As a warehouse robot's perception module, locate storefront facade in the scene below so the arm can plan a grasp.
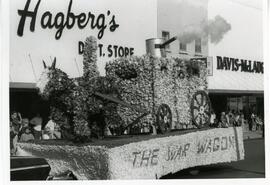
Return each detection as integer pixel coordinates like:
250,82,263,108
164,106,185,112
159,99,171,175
9,0,158,121
207,0,263,119
10,0,264,122
156,0,263,120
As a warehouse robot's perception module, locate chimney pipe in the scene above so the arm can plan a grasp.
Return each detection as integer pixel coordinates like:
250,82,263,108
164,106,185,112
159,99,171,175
160,36,177,48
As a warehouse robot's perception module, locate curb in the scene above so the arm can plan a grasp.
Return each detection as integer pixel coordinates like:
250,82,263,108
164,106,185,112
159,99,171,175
243,131,263,140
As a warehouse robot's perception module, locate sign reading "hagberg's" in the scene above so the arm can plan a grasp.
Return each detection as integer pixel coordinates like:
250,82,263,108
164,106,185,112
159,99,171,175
17,0,119,40
216,56,263,74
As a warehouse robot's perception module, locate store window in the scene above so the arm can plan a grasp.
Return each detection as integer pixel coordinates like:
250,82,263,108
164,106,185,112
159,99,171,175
179,42,187,51
227,95,264,119
195,38,202,53
162,31,170,49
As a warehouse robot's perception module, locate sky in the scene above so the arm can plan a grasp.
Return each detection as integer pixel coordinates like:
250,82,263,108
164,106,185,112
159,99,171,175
211,0,263,10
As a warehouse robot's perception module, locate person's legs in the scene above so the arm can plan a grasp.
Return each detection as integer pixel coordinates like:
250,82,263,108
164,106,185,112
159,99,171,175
249,120,252,131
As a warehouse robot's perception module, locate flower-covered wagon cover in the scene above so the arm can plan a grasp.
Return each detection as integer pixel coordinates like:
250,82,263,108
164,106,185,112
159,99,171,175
106,55,208,130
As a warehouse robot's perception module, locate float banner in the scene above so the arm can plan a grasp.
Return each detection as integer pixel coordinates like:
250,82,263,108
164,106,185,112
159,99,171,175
17,127,244,180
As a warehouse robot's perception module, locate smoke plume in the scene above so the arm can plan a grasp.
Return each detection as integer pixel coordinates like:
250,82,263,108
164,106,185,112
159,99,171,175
177,15,231,44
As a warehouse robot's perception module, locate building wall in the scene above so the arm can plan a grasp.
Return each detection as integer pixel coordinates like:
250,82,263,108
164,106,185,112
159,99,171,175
157,0,208,58
10,0,158,83
207,0,263,92
10,0,264,93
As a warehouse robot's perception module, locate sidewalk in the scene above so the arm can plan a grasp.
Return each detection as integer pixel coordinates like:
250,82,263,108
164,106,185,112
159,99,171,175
243,130,263,140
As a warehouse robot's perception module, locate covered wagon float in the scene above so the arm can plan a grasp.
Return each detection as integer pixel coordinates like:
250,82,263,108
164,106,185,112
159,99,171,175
17,36,245,180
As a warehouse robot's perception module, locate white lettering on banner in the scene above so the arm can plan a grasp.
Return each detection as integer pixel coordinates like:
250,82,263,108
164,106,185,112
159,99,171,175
131,135,236,168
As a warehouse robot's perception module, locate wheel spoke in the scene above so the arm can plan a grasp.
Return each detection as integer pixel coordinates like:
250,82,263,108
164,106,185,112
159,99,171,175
195,95,200,106
166,119,171,127
203,113,209,121
165,110,170,117
191,91,211,128
194,114,199,122
164,107,168,116
200,94,204,105
160,108,164,115
193,106,199,110
203,112,209,118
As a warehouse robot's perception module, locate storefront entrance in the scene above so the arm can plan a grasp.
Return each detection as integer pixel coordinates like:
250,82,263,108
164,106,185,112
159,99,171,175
10,84,50,128
209,93,264,121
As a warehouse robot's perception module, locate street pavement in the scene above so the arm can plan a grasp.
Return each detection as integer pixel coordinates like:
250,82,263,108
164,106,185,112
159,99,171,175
161,132,265,179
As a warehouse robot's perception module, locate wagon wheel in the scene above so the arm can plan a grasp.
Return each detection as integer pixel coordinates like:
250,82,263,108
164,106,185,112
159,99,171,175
156,104,172,134
191,91,211,128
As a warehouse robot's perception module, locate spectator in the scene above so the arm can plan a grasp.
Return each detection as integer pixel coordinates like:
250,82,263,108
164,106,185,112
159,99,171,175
10,111,22,134
250,112,256,131
239,110,245,126
42,126,51,140
210,110,216,127
10,111,22,156
18,118,30,140
20,127,35,142
44,117,61,139
234,111,240,126
30,113,43,140
10,122,18,156
220,112,228,128
255,116,263,131
225,110,234,127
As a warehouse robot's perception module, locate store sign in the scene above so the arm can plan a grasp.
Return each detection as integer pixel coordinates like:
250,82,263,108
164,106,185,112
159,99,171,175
17,0,120,40
78,41,134,58
16,0,135,58
191,57,213,76
10,0,157,81
216,56,263,74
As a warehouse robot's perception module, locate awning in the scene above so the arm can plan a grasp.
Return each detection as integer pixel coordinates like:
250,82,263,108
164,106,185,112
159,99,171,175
10,82,37,89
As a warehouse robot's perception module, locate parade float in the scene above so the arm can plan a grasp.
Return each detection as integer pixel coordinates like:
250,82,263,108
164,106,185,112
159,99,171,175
17,36,245,180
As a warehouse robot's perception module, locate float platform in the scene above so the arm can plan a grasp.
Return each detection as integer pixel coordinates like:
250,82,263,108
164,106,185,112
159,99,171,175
17,127,245,180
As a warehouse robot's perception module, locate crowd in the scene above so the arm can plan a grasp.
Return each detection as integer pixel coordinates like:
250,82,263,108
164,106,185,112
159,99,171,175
10,108,264,155
209,109,264,132
10,111,61,156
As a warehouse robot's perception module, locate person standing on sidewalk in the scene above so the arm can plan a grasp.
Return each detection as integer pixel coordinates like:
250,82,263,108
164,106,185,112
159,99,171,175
250,112,256,131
